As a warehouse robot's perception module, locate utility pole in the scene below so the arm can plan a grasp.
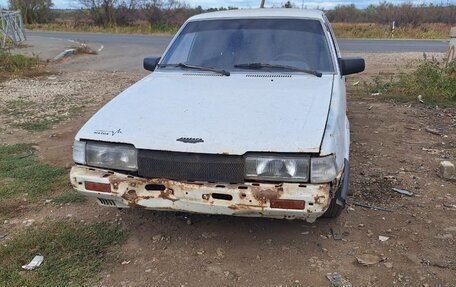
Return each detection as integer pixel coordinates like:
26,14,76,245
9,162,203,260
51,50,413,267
260,0,265,8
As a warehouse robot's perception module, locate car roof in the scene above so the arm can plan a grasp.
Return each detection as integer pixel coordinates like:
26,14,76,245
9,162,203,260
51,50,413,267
188,8,325,21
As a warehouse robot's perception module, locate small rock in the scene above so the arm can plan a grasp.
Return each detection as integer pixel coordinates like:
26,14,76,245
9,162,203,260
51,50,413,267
404,253,421,264
356,254,382,266
379,235,390,242
439,161,455,180
152,234,162,243
145,269,152,273
23,219,35,227
425,127,442,136
417,94,424,103
434,233,453,240
444,226,456,232
201,232,214,239
384,262,393,269
216,248,225,259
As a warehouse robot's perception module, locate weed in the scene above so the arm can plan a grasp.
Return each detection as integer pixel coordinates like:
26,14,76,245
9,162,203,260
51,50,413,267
19,120,55,132
368,58,456,106
0,50,45,81
0,221,127,286
53,192,87,204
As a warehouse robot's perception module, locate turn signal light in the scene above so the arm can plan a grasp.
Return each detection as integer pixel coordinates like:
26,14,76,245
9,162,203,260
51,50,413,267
270,199,305,210
84,181,111,193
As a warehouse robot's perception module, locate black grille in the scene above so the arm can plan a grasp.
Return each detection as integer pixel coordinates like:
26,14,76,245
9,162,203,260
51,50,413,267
138,150,245,183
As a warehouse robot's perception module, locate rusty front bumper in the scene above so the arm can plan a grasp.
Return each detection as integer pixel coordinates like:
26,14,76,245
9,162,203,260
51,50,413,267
70,165,333,222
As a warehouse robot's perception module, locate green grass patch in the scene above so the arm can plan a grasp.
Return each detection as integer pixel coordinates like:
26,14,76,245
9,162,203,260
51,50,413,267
0,50,45,81
367,58,456,106
52,192,87,204
0,144,70,218
0,221,127,287
0,144,66,200
18,120,55,132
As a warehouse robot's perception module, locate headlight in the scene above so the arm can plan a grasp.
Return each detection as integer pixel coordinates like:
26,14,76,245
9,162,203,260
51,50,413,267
73,140,137,171
245,155,310,182
310,155,337,183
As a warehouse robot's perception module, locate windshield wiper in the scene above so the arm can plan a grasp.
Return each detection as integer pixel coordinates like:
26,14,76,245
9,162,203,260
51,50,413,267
234,63,322,77
159,63,230,76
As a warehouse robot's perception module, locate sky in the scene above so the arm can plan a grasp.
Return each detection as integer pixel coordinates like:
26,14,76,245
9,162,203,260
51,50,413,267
0,0,452,10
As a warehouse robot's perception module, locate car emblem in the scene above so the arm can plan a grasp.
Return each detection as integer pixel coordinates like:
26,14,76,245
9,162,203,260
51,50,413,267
176,137,204,144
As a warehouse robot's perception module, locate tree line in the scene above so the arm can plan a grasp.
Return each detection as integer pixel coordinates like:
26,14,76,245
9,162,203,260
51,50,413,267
6,0,456,26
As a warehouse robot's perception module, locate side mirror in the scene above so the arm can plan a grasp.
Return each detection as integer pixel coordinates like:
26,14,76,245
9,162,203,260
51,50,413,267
144,57,161,72
339,57,365,76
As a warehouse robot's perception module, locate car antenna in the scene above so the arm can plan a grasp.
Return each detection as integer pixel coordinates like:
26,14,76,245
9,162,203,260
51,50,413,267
260,0,265,8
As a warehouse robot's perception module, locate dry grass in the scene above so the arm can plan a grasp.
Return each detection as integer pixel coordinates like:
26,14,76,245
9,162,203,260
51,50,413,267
27,22,178,35
332,23,451,39
27,22,452,39
73,42,98,55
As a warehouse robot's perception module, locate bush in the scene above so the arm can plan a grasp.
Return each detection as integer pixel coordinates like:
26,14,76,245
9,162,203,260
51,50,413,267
369,57,456,106
0,50,44,80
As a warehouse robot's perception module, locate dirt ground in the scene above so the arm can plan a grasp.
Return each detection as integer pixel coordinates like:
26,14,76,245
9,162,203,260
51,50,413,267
0,52,455,286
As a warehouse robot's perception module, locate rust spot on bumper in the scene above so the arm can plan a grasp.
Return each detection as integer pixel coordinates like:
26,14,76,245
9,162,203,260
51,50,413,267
158,189,177,202
122,189,138,201
313,194,326,204
251,188,282,204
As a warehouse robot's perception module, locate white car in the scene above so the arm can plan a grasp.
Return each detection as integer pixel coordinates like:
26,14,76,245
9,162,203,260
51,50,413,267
70,9,364,222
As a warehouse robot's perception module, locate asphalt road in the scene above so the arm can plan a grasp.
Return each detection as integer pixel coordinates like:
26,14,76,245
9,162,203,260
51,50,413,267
28,31,449,53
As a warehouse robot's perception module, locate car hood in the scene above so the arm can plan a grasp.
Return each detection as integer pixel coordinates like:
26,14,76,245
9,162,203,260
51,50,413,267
76,72,334,155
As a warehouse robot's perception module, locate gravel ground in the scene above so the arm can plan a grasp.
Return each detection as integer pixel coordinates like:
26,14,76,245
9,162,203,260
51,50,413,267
0,71,141,144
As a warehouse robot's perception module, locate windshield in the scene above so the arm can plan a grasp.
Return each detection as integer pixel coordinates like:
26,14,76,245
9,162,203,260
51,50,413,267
160,18,335,73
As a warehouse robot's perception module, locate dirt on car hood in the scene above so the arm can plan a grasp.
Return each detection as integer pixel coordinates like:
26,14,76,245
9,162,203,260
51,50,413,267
75,72,334,154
